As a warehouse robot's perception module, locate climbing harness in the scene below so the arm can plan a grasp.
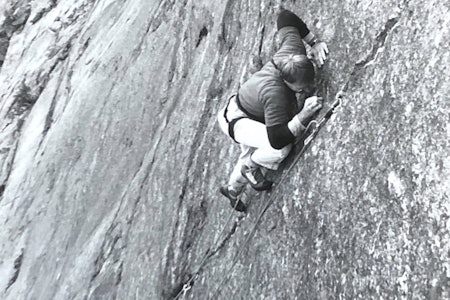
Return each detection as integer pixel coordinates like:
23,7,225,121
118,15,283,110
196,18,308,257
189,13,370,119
223,94,246,143
207,92,343,299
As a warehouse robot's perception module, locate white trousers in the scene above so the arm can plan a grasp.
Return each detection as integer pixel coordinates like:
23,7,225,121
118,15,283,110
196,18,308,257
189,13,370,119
217,95,292,191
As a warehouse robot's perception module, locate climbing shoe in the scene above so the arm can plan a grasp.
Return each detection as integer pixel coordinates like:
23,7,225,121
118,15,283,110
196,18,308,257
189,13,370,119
241,165,273,191
219,186,246,212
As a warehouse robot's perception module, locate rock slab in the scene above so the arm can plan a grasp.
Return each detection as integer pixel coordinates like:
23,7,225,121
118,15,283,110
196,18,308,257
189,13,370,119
0,0,449,299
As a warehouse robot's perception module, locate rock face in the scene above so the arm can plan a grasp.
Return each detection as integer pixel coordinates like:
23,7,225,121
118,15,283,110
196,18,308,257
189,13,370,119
0,0,449,299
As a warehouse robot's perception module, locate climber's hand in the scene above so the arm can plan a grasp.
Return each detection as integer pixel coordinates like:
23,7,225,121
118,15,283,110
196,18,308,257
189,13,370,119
297,96,323,122
311,41,329,67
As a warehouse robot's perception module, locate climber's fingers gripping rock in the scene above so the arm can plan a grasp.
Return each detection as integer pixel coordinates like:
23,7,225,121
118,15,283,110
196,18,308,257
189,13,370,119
311,41,329,67
303,96,323,116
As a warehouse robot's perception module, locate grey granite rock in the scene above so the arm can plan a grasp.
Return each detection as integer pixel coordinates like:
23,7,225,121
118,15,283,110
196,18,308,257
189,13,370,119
0,0,448,299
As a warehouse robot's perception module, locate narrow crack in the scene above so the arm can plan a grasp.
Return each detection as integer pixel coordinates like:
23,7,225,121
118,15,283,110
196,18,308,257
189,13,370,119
90,224,123,282
6,82,37,118
257,24,265,56
339,15,401,95
0,131,21,202
217,0,238,54
41,45,73,137
161,67,226,300
162,103,216,298
0,184,5,198
353,16,400,71
195,26,209,48
207,215,246,258
167,215,245,300
88,183,149,289
5,249,24,292
0,3,31,70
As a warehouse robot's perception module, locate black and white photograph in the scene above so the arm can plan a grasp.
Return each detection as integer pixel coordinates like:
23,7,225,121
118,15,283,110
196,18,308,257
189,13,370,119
0,0,449,299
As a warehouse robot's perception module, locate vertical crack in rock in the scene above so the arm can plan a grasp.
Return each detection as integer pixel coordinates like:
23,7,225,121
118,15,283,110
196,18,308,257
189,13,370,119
90,224,123,282
218,0,239,54
195,26,208,48
257,24,266,56
167,214,245,298
162,2,269,296
0,183,5,198
207,215,246,259
88,172,145,294
339,15,400,94
247,22,266,75
42,56,71,137
88,198,134,297
161,98,216,298
354,16,400,70
167,40,181,86
115,262,123,286
0,133,20,195
0,2,31,69
5,249,24,292
161,72,225,299
6,82,37,118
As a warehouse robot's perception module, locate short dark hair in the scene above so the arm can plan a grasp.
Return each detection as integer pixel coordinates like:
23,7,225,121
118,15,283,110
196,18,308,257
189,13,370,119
279,54,315,84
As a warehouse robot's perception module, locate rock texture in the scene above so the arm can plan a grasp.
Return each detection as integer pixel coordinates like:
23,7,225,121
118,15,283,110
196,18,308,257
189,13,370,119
0,0,449,299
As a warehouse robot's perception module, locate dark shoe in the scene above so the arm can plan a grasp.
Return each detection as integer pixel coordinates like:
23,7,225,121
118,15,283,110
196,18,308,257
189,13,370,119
241,165,273,191
219,186,246,212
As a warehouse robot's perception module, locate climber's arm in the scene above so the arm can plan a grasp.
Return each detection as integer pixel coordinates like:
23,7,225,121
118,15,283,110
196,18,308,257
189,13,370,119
276,9,329,66
277,9,314,41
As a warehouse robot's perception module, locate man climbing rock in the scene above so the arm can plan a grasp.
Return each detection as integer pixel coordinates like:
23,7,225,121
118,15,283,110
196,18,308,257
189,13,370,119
217,9,329,212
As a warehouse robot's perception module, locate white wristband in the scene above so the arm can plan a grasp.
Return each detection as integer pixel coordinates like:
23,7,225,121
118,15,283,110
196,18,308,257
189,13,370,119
288,115,306,137
303,32,317,47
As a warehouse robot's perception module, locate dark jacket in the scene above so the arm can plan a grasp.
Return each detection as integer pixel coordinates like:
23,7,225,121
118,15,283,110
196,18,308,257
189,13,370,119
238,10,312,149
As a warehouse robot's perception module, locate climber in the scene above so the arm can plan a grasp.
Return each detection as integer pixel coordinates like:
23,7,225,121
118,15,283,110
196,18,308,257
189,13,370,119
217,9,329,212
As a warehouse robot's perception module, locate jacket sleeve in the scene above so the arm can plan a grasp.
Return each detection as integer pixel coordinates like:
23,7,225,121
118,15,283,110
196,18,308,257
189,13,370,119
267,124,295,149
274,18,307,57
277,9,311,38
262,88,299,149
274,9,319,59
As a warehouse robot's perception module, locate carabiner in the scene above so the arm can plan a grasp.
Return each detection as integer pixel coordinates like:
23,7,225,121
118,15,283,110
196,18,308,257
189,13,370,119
182,283,192,296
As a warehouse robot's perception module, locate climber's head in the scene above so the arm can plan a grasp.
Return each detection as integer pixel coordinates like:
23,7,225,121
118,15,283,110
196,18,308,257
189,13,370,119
279,54,315,95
